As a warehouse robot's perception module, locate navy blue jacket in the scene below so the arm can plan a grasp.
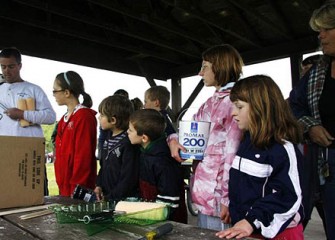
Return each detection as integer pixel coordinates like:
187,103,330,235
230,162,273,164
139,136,187,223
97,131,140,201
229,133,304,238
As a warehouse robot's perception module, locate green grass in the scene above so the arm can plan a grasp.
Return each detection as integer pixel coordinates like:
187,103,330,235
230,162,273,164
46,163,58,196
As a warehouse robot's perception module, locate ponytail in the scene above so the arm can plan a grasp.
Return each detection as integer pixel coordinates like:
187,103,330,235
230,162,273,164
81,92,93,108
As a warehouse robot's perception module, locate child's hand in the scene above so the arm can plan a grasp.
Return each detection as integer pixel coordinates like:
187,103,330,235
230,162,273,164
94,186,103,201
215,219,253,239
220,204,231,224
168,138,187,163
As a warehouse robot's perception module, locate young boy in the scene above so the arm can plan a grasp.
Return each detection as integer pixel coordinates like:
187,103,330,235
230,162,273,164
94,95,139,202
144,85,176,136
127,109,187,223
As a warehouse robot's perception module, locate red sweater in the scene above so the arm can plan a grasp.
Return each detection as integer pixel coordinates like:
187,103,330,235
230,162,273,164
55,107,97,196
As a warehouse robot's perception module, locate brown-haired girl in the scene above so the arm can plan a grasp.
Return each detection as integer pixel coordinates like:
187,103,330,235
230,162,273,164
53,71,97,196
168,44,244,230
217,75,304,239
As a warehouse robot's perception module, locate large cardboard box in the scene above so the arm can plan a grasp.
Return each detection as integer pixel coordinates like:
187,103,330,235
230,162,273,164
0,136,45,209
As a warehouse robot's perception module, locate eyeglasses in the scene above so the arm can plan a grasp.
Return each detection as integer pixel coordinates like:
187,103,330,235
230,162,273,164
52,89,65,94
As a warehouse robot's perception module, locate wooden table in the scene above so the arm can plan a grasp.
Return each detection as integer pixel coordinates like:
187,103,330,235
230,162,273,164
0,196,225,240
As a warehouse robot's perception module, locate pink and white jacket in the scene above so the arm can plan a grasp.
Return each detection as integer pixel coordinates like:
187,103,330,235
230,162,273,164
191,82,242,216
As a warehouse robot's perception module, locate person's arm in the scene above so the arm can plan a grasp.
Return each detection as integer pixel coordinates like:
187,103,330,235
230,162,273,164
308,125,334,147
288,70,320,134
216,219,253,239
289,69,334,146
165,106,185,162
155,159,183,208
95,155,104,201
4,108,24,120
220,103,241,222
24,85,56,125
167,133,186,163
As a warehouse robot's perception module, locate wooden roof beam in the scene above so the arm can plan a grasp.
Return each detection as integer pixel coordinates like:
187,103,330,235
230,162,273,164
13,0,200,59
226,0,291,40
0,13,185,65
161,0,262,48
87,0,211,48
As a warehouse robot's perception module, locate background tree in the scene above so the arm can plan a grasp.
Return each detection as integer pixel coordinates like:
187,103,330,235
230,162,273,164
42,123,56,153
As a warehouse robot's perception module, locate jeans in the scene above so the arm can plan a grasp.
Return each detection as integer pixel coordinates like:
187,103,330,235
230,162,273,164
197,211,231,231
321,148,335,240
